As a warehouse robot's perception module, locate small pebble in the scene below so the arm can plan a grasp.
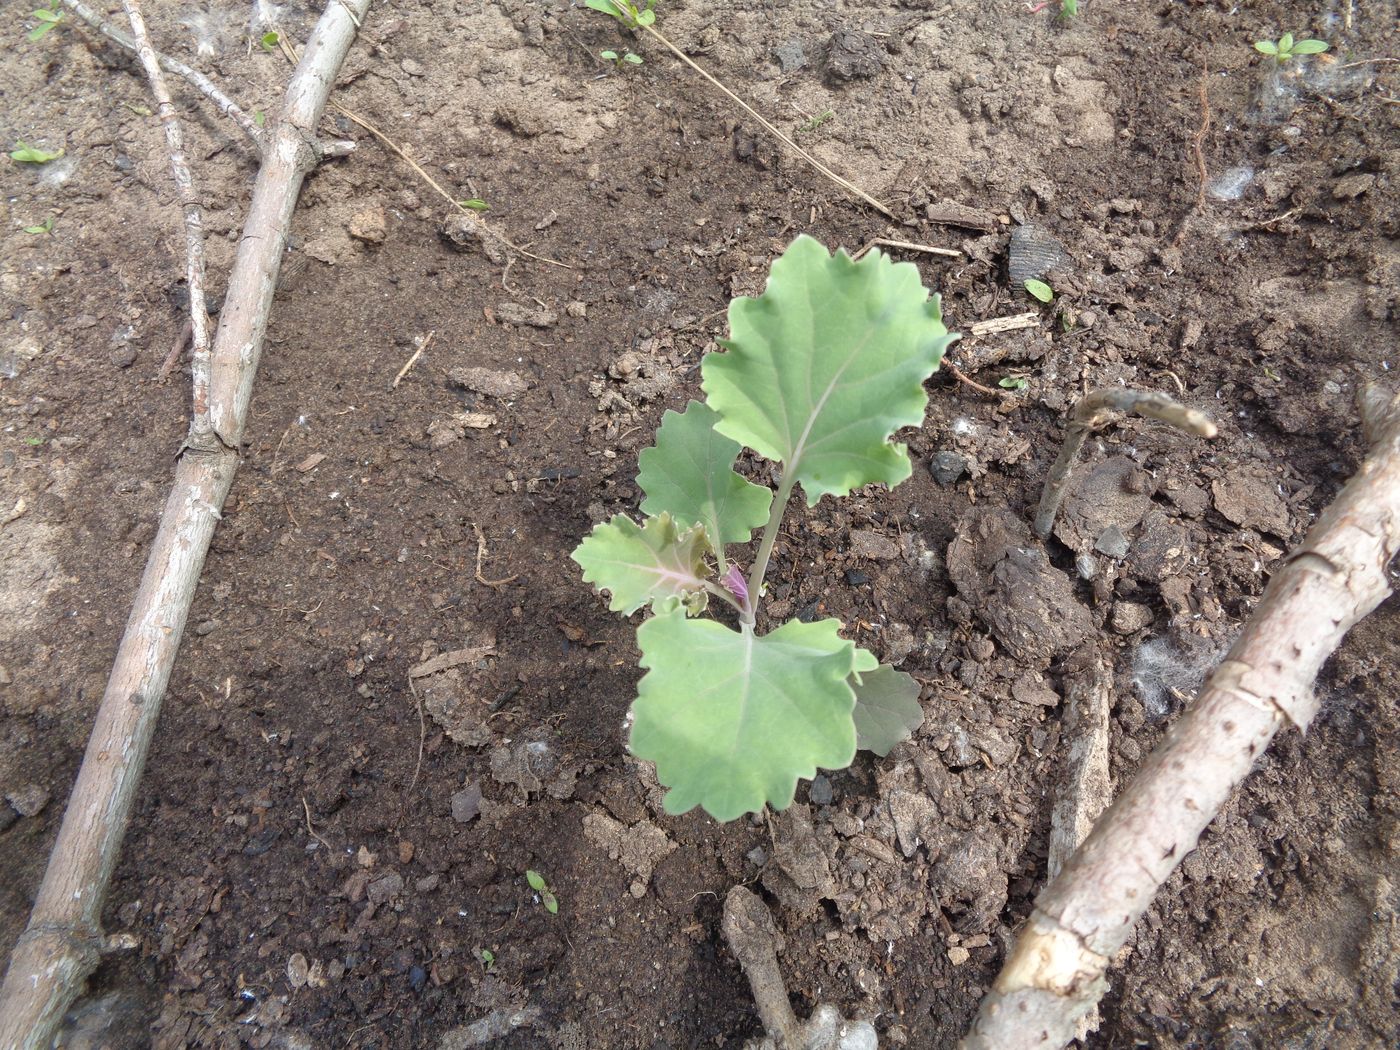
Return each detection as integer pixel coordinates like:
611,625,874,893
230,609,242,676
929,450,967,486
1094,525,1130,560
809,774,833,806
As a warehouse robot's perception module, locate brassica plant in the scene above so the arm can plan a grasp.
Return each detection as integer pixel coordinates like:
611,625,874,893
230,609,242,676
572,237,958,820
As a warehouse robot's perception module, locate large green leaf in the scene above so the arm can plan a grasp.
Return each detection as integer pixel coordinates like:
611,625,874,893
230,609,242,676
702,235,958,505
572,513,709,616
631,610,868,820
851,662,923,756
637,400,773,549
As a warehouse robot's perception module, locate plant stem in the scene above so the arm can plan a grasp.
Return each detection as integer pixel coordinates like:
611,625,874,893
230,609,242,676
742,473,796,627
703,579,745,615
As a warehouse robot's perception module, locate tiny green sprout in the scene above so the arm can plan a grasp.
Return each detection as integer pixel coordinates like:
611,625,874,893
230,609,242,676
796,110,836,135
600,49,644,68
123,101,153,118
1253,32,1328,61
1023,279,1054,303
1027,0,1076,18
585,0,656,30
27,4,63,42
477,948,496,972
23,217,54,235
458,198,490,212
9,142,65,163
525,869,559,914
25,437,44,446
260,30,280,51
999,375,1030,391
253,110,266,128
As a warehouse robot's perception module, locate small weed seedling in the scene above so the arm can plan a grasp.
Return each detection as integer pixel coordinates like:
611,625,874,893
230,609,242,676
1023,278,1054,303
23,216,54,235
573,237,958,821
1027,0,1078,18
9,142,64,163
796,109,835,135
476,948,496,972
601,49,644,68
457,198,490,212
585,0,655,29
259,31,280,52
26,2,62,41
525,869,559,914
999,375,1030,391
1253,32,1328,62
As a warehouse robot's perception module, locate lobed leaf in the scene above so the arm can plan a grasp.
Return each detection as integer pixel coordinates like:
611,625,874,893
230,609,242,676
702,235,957,506
637,400,772,550
572,513,709,616
631,610,867,821
851,662,924,757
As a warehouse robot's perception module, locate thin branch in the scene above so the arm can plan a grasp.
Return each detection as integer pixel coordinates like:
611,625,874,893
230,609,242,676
962,385,1400,1050
120,0,212,430
639,22,894,219
58,0,265,151
1034,388,1217,540
743,472,797,627
0,4,373,1045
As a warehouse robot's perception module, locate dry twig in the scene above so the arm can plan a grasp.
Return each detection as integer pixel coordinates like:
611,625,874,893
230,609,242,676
392,330,433,388
120,0,213,429
58,0,265,149
636,19,892,218
472,521,519,587
853,237,961,261
0,4,372,1044
1034,388,1218,540
964,386,1400,1050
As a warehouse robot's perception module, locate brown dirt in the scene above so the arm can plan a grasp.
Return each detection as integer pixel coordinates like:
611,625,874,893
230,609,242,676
2,1,1398,1048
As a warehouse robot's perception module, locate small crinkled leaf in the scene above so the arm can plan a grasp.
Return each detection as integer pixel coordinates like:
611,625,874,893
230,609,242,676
702,235,958,506
631,610,862,821
851,662,923,757
637,400,772,548
572,513,709,615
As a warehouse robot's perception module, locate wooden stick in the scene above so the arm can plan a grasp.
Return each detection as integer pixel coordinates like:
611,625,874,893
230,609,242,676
853,237,962,260
120,0,213,430
962,385,1400,1050
0,4,372,1044
58,0,265,150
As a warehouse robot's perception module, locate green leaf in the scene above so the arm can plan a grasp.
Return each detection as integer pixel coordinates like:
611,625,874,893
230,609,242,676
701,235,956,506
1253,40,1278,55
851,663,923,757
459,198,490,212
253,110,266,127
542,892,559,914
1278,32,1294,53
637,400,772,550
572,512,710,616
600,50,618,61
1292,38,1328,54
1023,279,1054,303
584,0,626,20
525,869,546,891
631,609,867,821
260,30,280,51
998,375,1029,391
23,217,53,235
623,52,644,64
9,142,64,163
635,8,655,25
27,7,61,41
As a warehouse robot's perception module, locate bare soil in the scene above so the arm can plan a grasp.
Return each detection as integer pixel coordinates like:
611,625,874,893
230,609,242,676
2,2,1398,1048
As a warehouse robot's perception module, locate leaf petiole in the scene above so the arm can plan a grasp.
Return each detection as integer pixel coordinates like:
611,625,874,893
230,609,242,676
742,472,797,626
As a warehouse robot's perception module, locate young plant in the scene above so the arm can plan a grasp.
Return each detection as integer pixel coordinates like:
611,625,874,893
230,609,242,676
573,237,958,821
524,869,559,914
9,142,64,163
26,3,62,42
1253,32,1328,61
1023,278,1054,303
600,49,644,67
1027,0,1077,18
585,0,655,29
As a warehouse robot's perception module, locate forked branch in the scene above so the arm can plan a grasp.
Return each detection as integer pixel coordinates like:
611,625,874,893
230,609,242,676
0,2,372,1045
963,384,1400,1049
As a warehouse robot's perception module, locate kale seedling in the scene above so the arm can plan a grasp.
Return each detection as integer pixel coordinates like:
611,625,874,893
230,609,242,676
585,0,655,29
573,237,958,821
1253,32,1329,62
9,142,64,163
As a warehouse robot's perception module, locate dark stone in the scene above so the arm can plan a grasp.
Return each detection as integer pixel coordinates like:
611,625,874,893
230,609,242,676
929,451,967,486
825,30,885,82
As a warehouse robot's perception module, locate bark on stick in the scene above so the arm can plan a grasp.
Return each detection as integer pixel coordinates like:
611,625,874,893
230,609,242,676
963,385,1400,1050
0,3,372,1045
